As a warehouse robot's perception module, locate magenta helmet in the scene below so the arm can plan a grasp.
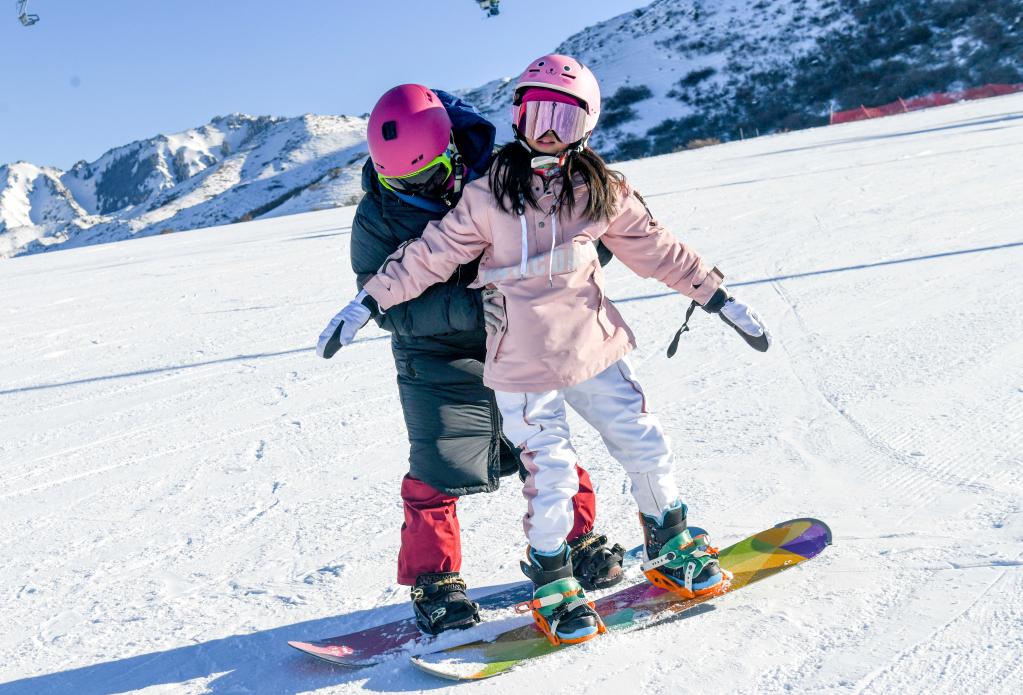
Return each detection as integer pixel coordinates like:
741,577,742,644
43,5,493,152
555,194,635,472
368,84,452,177
511,54,601,134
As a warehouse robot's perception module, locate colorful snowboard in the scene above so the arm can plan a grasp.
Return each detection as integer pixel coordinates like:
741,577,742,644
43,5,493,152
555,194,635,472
410,518,831,680
288,543,647,668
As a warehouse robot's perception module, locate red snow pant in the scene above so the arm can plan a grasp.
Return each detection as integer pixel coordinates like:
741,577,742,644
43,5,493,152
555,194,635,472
397,467,597,585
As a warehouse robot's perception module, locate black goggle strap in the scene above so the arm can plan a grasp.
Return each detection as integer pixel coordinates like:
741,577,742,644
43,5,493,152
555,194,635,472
446,135,465,203
667,299,700,358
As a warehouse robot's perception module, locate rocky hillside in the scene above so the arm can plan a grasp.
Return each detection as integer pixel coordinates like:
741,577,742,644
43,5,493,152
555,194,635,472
1,114,367,258
461,0,1023,160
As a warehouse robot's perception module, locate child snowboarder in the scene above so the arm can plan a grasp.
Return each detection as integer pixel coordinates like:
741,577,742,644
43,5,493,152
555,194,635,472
321,83,625,636
318,54,771,646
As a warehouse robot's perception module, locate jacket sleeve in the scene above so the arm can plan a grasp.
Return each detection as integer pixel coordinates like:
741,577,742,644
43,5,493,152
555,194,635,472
363,189,491,311
599,185,724,305
350,200,484,336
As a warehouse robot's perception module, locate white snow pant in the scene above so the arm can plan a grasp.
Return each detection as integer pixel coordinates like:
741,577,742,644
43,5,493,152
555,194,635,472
494,358,679,553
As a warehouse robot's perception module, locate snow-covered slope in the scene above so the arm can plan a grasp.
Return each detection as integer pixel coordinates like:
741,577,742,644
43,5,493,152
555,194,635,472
1,88,1022,695
0,114,368,258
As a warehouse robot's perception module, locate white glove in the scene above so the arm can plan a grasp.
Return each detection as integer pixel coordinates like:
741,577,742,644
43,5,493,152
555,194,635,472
317,290,374,359
667,287,771,358
717,292,771,352
481,288,506,335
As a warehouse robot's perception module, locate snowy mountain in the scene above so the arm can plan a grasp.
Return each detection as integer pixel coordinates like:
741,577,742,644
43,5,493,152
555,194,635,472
2,91,1021,694
4,0,1020,258
0,162,93,255
0,114,368,258
462,0,1023,159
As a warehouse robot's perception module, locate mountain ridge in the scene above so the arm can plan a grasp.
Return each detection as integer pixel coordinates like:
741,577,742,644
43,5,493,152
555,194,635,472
0,113,368,258
4,0,1020,258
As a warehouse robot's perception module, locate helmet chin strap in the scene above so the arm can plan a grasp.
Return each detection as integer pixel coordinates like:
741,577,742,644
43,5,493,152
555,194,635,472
530,153,563,170
517,133,589,172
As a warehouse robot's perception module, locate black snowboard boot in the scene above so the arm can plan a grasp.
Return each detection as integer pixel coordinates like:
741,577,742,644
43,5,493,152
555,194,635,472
568,531,626,590
410,572,481,636
518,544,605,645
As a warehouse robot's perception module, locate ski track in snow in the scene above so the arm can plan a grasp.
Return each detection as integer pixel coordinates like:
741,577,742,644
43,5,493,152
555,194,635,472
1,95,1022,694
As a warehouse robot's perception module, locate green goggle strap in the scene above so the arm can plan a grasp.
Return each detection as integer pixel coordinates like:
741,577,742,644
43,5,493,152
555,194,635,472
377,151,453,193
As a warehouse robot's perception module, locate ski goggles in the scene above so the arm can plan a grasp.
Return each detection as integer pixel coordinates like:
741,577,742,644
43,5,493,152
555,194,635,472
516,100,589,144
378,152,453,196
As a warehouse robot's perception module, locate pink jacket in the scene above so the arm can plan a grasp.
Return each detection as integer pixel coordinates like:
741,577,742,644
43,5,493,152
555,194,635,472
363,174,724,392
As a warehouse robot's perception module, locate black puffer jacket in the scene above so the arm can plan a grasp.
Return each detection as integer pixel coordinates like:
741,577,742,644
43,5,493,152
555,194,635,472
350,93,518,495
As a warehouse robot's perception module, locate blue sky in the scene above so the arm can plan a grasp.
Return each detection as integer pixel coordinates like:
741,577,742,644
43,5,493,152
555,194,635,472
1,0,648,169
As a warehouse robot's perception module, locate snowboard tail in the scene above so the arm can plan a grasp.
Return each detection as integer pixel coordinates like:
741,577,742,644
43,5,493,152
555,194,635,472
410,518,832,680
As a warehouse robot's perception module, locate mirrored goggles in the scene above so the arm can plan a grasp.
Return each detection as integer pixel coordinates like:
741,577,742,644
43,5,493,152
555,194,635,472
378,153,453,196
517,100,588,144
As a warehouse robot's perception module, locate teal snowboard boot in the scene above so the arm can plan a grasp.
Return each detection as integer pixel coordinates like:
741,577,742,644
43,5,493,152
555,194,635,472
640,501,730,599
515,543,606,646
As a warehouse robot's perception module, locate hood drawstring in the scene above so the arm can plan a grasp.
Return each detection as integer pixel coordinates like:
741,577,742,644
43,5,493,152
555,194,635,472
518,197,529,279
547,204,558,286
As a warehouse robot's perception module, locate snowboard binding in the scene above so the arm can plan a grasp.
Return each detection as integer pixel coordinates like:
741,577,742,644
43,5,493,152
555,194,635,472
568,531,627,590
640,503,732,600
410,572,481,636
516,544,606,646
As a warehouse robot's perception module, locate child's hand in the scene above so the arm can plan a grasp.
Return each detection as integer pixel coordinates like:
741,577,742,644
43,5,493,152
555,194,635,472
705,288,771,352
316,290,376,359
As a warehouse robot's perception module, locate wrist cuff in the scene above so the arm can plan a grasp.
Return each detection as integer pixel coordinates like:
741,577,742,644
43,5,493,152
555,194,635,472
702,287,729,314
357,289,380,317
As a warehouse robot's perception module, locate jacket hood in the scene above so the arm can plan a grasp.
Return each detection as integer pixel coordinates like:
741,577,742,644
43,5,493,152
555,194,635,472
437,89,496,179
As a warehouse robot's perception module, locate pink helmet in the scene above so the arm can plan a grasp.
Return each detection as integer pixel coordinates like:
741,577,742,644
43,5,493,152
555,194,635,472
368,84,452,177
511,54,601,134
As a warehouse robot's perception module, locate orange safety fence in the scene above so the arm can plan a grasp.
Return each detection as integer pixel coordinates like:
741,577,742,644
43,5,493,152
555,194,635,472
829,83,1023,125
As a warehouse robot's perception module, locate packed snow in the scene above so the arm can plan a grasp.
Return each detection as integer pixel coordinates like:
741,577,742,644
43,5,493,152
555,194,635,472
1,91,1021,694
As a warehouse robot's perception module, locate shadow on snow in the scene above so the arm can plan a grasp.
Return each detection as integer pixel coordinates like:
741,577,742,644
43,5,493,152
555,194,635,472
0,598,469,694
0,337,390,397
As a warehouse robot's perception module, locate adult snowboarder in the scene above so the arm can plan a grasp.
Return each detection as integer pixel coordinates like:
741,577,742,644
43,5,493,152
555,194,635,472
318,84,624,636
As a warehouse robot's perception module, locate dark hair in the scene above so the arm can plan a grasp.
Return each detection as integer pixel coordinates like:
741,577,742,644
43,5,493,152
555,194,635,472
488,142,627,223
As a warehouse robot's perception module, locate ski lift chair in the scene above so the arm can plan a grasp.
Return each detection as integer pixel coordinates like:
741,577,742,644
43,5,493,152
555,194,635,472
477,0,500,17
17,0,39,26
